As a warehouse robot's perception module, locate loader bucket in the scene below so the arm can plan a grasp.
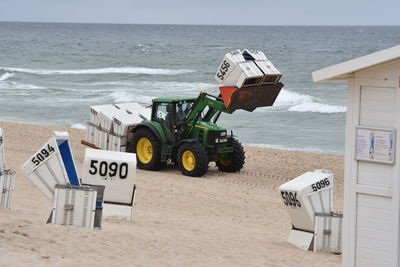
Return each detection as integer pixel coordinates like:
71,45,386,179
219,82,284,112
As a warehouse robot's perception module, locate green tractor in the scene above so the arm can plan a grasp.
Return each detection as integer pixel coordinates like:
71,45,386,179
131,82,283,177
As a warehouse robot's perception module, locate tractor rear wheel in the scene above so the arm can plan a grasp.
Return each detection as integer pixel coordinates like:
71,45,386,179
178,142,209,177
216,138,245,172
134,128,162,171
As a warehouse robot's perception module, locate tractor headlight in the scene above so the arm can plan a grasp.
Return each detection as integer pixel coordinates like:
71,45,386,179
215,132,228,143
208,131,228,145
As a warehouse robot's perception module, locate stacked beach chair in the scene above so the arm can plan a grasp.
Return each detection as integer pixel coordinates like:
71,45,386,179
279,170,343,254
22,131,137,228
82,148,137,221
22,132,104,229
215,49,282,88
215,49,284,113
84,102,150,152
0,128,16,210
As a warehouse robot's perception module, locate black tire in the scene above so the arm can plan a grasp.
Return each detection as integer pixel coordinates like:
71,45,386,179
134,128,162,171
216,138,245,172
177,142,209,177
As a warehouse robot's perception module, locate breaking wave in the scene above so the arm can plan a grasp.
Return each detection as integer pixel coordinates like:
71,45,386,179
0,67,196,75
0,81,45,90
272,89,346,114
0,72,15,81
71,123,86,129
84,81,216,92
107,91,153,103
288,102,346,113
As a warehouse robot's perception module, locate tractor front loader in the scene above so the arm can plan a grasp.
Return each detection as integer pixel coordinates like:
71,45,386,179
132,49,284,177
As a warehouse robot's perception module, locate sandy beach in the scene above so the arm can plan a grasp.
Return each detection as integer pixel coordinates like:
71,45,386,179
0,120,343,266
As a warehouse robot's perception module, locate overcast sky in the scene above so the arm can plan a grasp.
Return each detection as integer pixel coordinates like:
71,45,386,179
1,0,399,25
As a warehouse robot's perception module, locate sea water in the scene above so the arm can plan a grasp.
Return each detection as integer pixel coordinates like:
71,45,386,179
0,22,399,154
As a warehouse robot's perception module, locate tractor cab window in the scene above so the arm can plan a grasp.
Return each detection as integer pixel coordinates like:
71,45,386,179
200,106,210,120
193,105,210,122
155,103,170,120
153,102,175,142
176,101,193,122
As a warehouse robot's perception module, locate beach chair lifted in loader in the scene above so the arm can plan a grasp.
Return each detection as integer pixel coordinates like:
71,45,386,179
131,49,284,177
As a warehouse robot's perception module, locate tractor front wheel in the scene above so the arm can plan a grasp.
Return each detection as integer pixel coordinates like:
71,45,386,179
178,142,209,177
134,128,162,171
216,138,245,172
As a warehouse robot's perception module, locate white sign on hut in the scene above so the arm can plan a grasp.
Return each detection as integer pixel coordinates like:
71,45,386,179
313,45,400,267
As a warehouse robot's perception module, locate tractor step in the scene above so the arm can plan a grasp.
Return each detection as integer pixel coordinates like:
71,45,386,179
161,145,172,162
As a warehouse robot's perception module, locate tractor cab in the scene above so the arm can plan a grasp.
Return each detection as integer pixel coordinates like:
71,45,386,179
151,97,196,143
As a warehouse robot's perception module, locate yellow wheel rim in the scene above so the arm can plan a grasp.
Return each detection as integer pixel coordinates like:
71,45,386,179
220,159,232,166
137,137,153,164
182,151,196,171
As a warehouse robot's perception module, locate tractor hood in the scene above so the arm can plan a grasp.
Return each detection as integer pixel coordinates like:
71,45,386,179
189,121,226,132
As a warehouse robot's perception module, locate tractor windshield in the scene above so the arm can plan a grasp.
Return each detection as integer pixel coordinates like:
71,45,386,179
176,101,194,122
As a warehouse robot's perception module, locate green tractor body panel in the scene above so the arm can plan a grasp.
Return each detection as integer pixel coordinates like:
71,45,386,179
184,121,232,162
139,120,168,143
133,120,172,162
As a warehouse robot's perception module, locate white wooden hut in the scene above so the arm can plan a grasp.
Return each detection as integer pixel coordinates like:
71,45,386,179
312,45,400,267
